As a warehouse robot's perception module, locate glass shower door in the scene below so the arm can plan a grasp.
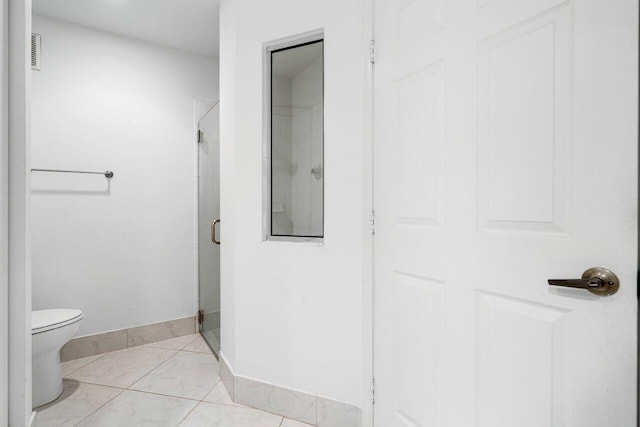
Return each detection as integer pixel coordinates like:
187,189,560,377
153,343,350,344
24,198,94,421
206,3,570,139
197,102,220,354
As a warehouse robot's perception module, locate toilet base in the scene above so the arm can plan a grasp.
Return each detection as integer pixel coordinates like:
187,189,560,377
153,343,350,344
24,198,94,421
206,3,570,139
32,349,64,408
31,309,83,408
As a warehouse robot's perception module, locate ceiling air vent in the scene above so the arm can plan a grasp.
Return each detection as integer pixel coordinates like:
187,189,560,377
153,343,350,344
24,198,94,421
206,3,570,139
31,33,41,71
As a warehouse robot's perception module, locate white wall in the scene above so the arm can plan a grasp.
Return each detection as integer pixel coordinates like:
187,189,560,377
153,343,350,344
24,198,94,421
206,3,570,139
219,0,370,407
1,0,8,421
8,0,32,423
31,15,218,336
219,0,237,367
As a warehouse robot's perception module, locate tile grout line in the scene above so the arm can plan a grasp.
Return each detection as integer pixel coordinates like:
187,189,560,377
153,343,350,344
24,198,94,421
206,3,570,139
40,336,192,426
65,380,218,405
142,333,200,351
66,352,220,402
65,348,178,394
178,366,221,427
69,332,200,426
66,372,306,426
66,381,224,425
126,362,221,402
57,336,271,425
179,349,216,355
182,333,217,355
123,388,203,403
231,397,300,424
124,347,220,402
176,400,200,426
71,385,126,426
196,381,289,424
125,350,181,391
179,378,247,427
65,371,289,426
61,353,108,377
126,350,220,399
200,378,222,402
61,378,128,391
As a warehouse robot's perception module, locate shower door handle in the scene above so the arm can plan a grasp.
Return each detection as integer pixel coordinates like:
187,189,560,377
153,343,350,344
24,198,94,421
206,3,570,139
211,219,220,245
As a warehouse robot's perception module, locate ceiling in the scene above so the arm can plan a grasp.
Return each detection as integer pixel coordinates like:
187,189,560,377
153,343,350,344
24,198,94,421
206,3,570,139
32,0,220,58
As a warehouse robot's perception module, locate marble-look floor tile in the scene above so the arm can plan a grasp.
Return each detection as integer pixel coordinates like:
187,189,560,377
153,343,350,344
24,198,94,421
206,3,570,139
202,381,233,405
179,402,282,427
60,354,104,378
182,335,214,354
77,390,197,427
143,334,199,351
234,376,316,425
131,351,220,400
66,346,176,388
33,380,122,427
281,419,315,427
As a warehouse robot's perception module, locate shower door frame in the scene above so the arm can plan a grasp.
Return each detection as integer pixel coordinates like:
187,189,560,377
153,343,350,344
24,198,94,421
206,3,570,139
193,98,221,355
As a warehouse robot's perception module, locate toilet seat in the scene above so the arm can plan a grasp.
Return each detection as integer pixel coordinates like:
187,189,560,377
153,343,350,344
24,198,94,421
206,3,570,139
32,309,84,335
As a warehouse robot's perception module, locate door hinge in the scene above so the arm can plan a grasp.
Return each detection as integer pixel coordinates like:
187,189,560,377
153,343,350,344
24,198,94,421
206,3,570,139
197,310,204,325
371,377,376,405
369,211,375,235
369,39,375,64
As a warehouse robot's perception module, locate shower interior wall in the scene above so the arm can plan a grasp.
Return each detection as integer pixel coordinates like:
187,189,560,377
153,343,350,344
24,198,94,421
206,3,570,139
271,56,324,236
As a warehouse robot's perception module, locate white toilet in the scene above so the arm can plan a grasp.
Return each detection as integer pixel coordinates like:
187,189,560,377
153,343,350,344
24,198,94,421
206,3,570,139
32,309,84,408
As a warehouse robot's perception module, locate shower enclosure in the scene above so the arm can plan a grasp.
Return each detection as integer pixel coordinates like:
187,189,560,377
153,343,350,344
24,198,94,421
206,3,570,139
197,102,220,354
269,39,324,239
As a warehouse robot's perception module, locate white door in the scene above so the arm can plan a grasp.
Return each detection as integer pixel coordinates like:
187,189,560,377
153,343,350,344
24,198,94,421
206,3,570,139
373,0,638,426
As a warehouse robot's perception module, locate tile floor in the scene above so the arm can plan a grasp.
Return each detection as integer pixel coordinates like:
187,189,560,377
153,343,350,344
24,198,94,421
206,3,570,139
34,333,312,427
